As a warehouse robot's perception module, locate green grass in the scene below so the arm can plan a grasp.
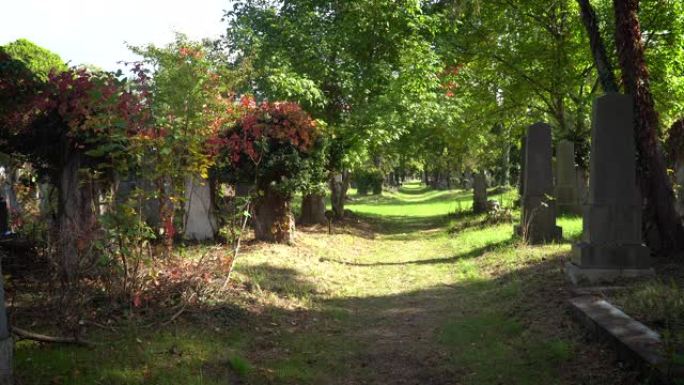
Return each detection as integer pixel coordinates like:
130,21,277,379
16,326,250,384
16,181,620,385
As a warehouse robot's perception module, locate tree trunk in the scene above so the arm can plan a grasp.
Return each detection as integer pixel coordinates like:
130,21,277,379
58,152,97,285
156,176,174,256
299,193,327,225
501,143,511,186
329,171,349,219
667,119,684,219
0,198,7,235
253,187,295,244
577,0,619,92
0,262,12,385
613,0,684,254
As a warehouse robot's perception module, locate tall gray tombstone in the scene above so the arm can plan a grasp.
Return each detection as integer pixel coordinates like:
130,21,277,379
567,94,652,284
472,171,488,213
183,176,217,241
555,140,580,214
515,123,562,244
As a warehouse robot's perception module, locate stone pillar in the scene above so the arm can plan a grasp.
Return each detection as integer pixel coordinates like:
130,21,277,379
472,171,488,213
555,140,580,214
514,123,562,244
183,176,217,241
567,94,652,284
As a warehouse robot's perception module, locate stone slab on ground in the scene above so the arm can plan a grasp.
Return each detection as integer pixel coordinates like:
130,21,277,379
569,285,627,297
568,295,678,384
565,262,655,285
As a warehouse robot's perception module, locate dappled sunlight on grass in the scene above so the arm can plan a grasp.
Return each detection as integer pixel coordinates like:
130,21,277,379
17,183,631,385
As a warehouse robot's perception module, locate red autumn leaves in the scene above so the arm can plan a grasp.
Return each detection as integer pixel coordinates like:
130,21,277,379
210,97,318,166
10,67,148,151
440,65,462,98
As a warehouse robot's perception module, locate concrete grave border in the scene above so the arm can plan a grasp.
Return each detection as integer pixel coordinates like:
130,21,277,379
568,294,683,384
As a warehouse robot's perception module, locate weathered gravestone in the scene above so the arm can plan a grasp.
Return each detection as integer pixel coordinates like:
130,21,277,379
472,171,488,213
567,94,652,284
515,123,562,243
183,176,216,241
555,140,580,214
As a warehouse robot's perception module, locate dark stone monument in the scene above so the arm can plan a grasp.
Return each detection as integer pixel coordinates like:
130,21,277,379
515,122,562,244
567,94,652,284
472,171,488,213
555,140,580,214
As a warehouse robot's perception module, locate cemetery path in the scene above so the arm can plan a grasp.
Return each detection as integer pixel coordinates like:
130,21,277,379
233,184,637,385
14,184,639,385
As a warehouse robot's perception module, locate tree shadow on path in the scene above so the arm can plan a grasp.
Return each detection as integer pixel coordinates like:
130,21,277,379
320,237,516,267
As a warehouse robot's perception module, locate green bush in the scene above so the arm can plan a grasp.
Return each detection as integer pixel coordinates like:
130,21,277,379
354,168,384,195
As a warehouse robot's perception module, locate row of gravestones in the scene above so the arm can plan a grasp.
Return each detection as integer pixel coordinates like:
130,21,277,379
516,93,653,284
0,175,218,242
117,176,217,242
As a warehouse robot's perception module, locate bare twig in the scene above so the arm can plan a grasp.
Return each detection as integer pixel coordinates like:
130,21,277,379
218,201,251,293
12,326,95,346
161,304,187,326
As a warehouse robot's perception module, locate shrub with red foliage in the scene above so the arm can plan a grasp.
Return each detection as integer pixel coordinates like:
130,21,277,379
212,98,323,196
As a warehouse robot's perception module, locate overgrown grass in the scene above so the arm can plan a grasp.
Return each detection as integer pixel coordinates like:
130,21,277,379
15,182,630,385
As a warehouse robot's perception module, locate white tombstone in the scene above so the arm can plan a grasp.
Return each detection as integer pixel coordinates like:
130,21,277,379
183,176,216,241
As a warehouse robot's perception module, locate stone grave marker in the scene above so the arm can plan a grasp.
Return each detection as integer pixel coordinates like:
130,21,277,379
515,122,562,243
473,171,488,213
555,140,580,214
567,93,652,284
183,176,217,241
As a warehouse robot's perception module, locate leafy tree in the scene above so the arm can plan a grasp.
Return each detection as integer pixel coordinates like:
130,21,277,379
225,0,445,216
129,34,235,249
1,38,66,80
213,100,324,243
